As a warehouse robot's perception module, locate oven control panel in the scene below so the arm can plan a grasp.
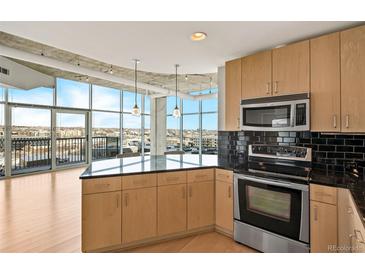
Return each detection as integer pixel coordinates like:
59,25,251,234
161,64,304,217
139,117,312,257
249,144,311,162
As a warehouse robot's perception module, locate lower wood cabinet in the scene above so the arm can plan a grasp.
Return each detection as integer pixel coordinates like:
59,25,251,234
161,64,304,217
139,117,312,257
157,184,187,236
122,187,157,244
215,180,233,233
187,181,214,230
310,184,338,253
82,191,122,252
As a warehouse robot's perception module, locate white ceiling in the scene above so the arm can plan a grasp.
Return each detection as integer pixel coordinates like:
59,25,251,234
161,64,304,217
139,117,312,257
0,21,359,74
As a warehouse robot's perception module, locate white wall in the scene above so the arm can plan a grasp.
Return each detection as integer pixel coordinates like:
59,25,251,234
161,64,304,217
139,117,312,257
217,65,225,131
0,56,54,90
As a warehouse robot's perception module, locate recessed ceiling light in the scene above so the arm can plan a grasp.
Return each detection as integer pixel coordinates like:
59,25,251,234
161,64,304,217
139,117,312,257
191,32,207,41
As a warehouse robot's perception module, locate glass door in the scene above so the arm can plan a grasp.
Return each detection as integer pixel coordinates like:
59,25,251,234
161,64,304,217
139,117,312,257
10,106,52,175
55,110,87,167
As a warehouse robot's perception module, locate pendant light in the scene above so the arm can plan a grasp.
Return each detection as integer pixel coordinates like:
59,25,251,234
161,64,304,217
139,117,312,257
172,64,181,118
131,59,141,116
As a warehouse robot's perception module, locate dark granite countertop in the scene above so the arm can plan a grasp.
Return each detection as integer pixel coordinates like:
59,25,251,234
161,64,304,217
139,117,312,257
80,155,232,179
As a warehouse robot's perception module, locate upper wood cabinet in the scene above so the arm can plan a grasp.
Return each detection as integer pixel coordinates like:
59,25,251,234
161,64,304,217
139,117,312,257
272,40,310,95
241,50,272,99
341,25,365,132
82,191,121,252
310,32,341,132
122,187,157,244
225,58,241,131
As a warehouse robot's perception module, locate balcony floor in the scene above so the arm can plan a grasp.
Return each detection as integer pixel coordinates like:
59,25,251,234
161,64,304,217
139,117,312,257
0,167,254,253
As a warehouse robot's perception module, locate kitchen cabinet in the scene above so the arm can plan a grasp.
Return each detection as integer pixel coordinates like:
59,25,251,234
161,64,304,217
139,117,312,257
241,50,272,99
157,184,187,236
215,169,233,234
338,188,365,253
82,191,122,252
310,32,341,132
225,58,241,131
122,187,157,244
272,40,310,95
187,180,215,230
341,25,365,132
310,184,338,253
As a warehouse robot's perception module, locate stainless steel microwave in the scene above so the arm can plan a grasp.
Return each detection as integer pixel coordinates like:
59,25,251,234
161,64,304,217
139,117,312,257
240,93,310,131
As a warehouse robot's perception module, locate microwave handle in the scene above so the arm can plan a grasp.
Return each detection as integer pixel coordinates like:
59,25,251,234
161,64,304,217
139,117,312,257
290,104,295,127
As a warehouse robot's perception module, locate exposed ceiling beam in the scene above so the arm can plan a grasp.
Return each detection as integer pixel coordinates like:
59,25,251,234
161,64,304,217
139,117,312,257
0,44,217,100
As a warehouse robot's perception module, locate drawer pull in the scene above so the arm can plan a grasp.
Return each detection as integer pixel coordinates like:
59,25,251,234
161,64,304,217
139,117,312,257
166,176,179,181
315,191,333,197
266,82,271,95
189,186,192,198
347,207,353,214
116,194,119,208
333,115,337,128
96,183,110,188
228,185,232,198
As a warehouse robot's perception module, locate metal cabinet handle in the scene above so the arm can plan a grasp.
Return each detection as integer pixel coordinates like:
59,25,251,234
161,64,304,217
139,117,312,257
333,115,337,128
182,186,186,199
188,186,192,198
347,207,353,214
116,194,119,208
124,193,129,207
274,81,278,94
345,114,350,128
354,229,365,244
314,206,318,221
266,82,271,95
228,185,232,198
237,117,240,129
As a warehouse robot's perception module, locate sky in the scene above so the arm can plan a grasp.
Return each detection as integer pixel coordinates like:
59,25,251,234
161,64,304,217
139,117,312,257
2,78,217,130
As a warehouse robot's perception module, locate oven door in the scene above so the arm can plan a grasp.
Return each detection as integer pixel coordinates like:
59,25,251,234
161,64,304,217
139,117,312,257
234,174,309,243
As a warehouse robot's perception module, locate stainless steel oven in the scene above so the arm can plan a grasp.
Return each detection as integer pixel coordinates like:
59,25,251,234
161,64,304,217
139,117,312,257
240,93,309,131
233,173,309,253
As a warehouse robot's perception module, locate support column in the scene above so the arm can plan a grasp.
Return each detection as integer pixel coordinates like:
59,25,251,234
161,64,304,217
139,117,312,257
150,97,166,155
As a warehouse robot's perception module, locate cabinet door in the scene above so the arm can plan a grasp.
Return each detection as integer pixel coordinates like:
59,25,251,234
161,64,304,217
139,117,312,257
187,181,214,230
341,25,365,132
337,188,353,252
82,191,121,252
225,58,241,131
157,184,187,236
215,180,233,233
310,32,341,132
122,187,157,244
242,50,272,99
310,200,337,253
272,40,310,95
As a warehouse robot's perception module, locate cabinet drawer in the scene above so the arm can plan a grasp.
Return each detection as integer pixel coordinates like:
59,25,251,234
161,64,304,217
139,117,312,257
215,168,233,182
310,184,337,205
82,177,122,194
187,169,214,183
158,171,187,186
122,173,157,190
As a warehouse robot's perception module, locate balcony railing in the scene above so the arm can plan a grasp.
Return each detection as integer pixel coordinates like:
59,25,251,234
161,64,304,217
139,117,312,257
0,136,121,175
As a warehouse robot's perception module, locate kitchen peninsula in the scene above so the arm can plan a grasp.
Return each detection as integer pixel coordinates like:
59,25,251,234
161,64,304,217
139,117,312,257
80,155,234,252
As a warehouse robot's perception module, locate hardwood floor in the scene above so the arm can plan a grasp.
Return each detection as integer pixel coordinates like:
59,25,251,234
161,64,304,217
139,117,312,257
128,232,257,253
0,168,256,253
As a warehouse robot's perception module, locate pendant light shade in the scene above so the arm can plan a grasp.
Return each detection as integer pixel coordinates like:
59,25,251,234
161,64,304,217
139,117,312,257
132,59,141,116
172,64,181,118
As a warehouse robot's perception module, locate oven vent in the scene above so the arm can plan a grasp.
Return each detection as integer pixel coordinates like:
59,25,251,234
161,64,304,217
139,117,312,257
0,66,10,76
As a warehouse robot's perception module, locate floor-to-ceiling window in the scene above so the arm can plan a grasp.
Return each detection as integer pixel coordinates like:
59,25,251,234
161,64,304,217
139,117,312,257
0,77,151,177
92,85,121,159
165,88,218,155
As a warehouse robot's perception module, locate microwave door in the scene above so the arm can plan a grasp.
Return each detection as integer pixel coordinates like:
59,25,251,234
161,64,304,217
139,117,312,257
241,103,292,131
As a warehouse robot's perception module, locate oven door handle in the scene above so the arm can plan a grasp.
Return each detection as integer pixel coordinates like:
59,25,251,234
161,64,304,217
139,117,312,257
235,174,308,192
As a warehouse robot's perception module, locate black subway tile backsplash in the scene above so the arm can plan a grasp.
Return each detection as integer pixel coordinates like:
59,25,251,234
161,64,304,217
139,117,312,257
218,130,365,174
